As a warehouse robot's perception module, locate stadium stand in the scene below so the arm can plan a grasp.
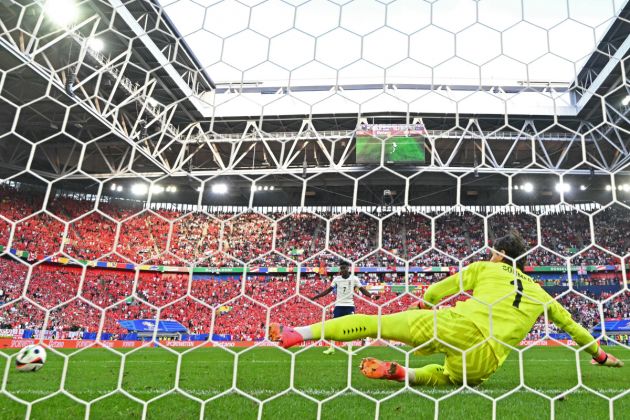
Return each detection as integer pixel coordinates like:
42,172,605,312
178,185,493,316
0,191,627,341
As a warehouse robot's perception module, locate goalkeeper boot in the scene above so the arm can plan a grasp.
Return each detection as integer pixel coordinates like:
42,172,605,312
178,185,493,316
359,357,406,381
269,323,303,349
323,346,335,355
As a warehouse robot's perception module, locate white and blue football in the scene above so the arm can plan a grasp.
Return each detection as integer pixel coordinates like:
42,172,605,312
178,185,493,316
15,345,47,372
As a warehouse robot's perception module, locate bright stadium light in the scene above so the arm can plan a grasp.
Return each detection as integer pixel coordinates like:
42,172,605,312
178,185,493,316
151,185,164,194
580,185,587,191
116,185,123,192
87,37,104,52
212,183,228,194
110,183,117,191
555,182,571,193
45,0,78,26
263,186,269,191
269,186,274,190
522,183,534,193
605,185,612,191
131,183,148,195
622,95,630,106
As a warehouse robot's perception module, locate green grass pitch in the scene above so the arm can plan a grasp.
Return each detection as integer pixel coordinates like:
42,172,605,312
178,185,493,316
384,136,425,163
0,346,628,419
356,136,425,164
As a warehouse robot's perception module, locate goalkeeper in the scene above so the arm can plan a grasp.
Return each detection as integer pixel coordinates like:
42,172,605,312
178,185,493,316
269,232,624,386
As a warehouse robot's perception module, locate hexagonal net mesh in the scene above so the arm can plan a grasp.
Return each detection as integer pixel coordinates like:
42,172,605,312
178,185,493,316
0,0,629,418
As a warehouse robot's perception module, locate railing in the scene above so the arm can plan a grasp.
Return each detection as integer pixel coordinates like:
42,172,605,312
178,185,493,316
187,129,587,142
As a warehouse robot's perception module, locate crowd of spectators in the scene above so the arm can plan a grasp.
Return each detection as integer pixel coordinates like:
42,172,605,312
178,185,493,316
0,256,627,341
116,212,171,264
532,272,624,288
275,212,326,261
0,188,628,267
0,257,27,303
540,211,592,256
223,212,274,263
26,264,82,309
524,291,630,340
435,211,485,260
10,213,64,259
170,213,220,263
0,188,629,341
382,212,431,259
64,212,117,261
593,205,630,257
328,212,379,261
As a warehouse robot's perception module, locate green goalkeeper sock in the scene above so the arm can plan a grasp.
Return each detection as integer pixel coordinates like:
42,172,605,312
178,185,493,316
308,313,415,345
410,364,452,386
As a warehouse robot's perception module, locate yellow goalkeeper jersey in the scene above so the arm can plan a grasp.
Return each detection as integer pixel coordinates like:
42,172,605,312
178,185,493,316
423,261,599,364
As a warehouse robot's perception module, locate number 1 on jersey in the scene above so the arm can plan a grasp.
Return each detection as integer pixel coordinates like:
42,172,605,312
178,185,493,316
511,279,523,308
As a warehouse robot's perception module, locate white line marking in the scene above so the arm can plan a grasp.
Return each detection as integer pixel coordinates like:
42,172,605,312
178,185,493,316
4,388,626,397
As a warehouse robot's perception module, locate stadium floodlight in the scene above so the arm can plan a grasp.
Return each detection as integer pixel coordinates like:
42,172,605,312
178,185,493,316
116,185,123,192
555,182,571,193
151,185,164,194
522,183,534,193
580,185,587,191
513,185,519,190
170,186,177,193
270,186,275,190
131,183,148,195
87,38,104,52
263,186,269,191
44,0,78,26
212,183,228,194
606,185,612,191
622,95,630,106
110,183,117,191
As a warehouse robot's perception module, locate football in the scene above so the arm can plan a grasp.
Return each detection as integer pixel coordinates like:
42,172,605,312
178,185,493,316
15,345,47,372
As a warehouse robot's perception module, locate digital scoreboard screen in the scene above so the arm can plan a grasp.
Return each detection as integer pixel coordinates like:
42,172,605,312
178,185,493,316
355,124,426,164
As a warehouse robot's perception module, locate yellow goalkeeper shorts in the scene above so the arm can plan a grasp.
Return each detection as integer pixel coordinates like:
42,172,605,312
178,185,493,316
407,308,500,385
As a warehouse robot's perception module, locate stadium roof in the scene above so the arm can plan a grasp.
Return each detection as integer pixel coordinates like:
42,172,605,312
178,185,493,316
162,0,620,85
0,0,629,187
160,0,629,117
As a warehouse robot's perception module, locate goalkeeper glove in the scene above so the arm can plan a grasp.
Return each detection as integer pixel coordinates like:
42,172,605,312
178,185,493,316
591,347,624,367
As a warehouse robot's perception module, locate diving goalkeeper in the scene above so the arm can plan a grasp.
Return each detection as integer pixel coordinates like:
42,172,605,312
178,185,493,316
269,232,624,386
